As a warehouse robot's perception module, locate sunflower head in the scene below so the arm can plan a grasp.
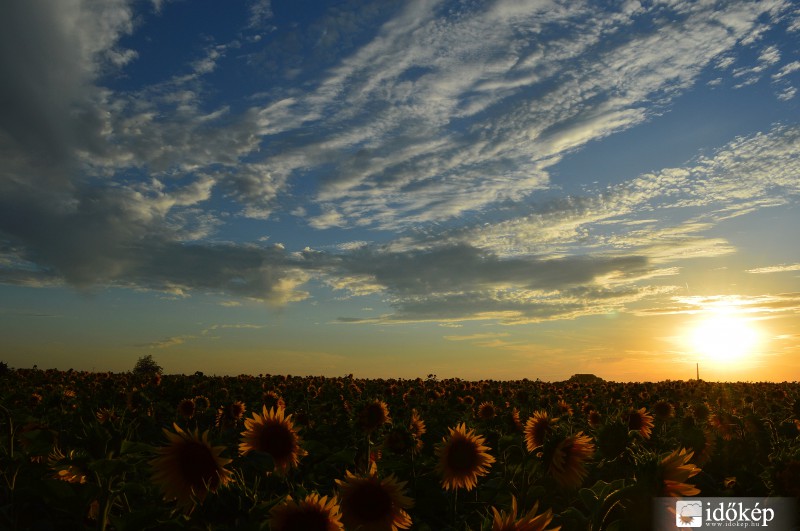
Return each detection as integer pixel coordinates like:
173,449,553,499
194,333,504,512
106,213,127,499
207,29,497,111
216,400,246,428
436,423,496,491
262,390,286,410
95,407,117,425
541,431,595,489
708,411,738,441
357,400,392,432
490,496,560,531
49,447,88,484
384,426,416,455
659,448,701,497
587,410,602,429
524,411,557,452
269,493,344,531
653,400,674,421
627,408,655,439
508,407,524,433
149,423,232,511
239,405,305,473
177,398,196,419
194,395,211,410
478,401,497,421
691,402,710,423
335,464,413,531
409,409,426,453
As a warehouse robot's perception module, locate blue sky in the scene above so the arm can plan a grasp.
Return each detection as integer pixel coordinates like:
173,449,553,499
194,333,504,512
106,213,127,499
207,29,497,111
1,0,800,381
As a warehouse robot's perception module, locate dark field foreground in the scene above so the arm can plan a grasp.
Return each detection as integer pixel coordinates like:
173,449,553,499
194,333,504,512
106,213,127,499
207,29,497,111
1,367,799,530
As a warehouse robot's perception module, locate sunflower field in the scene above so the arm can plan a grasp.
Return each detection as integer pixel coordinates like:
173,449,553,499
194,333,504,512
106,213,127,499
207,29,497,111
1,366,799,530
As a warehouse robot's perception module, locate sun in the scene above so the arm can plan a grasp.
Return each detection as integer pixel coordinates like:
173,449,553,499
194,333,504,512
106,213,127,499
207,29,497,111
689,311,760,364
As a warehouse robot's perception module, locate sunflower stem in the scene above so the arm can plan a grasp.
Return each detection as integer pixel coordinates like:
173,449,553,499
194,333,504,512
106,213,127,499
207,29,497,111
520,446,529,510
365,433,373,474
592,484,639,531
451,488,458,527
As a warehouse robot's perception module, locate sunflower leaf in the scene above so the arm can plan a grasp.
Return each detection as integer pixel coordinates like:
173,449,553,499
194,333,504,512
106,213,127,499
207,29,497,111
579,487,599,510
120,440,155,455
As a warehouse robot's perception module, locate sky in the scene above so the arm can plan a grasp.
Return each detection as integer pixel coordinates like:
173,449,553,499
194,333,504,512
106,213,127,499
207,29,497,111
1,0,800,381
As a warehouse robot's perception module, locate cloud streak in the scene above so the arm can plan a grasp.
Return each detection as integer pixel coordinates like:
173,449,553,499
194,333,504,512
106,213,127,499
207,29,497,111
0,0,799,332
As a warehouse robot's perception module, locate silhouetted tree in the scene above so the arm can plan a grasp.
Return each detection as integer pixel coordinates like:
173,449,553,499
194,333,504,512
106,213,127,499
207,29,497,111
133,354,162,375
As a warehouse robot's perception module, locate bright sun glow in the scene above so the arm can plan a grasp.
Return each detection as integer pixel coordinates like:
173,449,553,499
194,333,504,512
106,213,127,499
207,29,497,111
689,311,761,364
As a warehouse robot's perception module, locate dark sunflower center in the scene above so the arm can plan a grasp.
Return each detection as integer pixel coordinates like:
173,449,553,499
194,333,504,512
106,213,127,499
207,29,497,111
345,482,392,523
177,441,219,489
531,421,550,446
178,401,195,416
282,509,331,531
258,422,295,460
446,438,480,474
628,412,644,430
360,404,386,429
560,440,575,460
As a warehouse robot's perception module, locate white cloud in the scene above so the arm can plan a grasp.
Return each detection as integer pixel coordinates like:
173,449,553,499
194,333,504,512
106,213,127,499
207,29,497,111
239,0,791,229
248,0,273,28
773,61,800,80
1,0,798,329
747,264,800,274
443,332,509,341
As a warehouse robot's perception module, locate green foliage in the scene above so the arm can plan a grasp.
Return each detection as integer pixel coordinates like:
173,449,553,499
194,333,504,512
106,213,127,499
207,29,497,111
0,371,798,529
132,354,163,375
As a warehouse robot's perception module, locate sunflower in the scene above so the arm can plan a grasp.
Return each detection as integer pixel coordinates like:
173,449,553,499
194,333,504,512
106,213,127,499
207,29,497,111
490,496,560,531
216,400,247,428
653,400,674,421
409,409,426,453
508,407,524,433
336,464,413,531
478,401,497,420
29,392,43,407
358,400,392,432
708,411,738,441
194,395,211,410
691,402,710,423
262,390,286,410
49,447,88,484
544,432,595,489
524,411,557,452
436,423,496,491
660,448,701,497
627,408,655,439
239,405,305,473
95,407,117,425
587,410,602,429
384,427,415,455
679,425,715,465
149,423,232,509
177,398,196,419
269,493,344,531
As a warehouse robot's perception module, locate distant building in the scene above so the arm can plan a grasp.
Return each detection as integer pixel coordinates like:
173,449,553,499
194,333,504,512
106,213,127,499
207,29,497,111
568,373,604,383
